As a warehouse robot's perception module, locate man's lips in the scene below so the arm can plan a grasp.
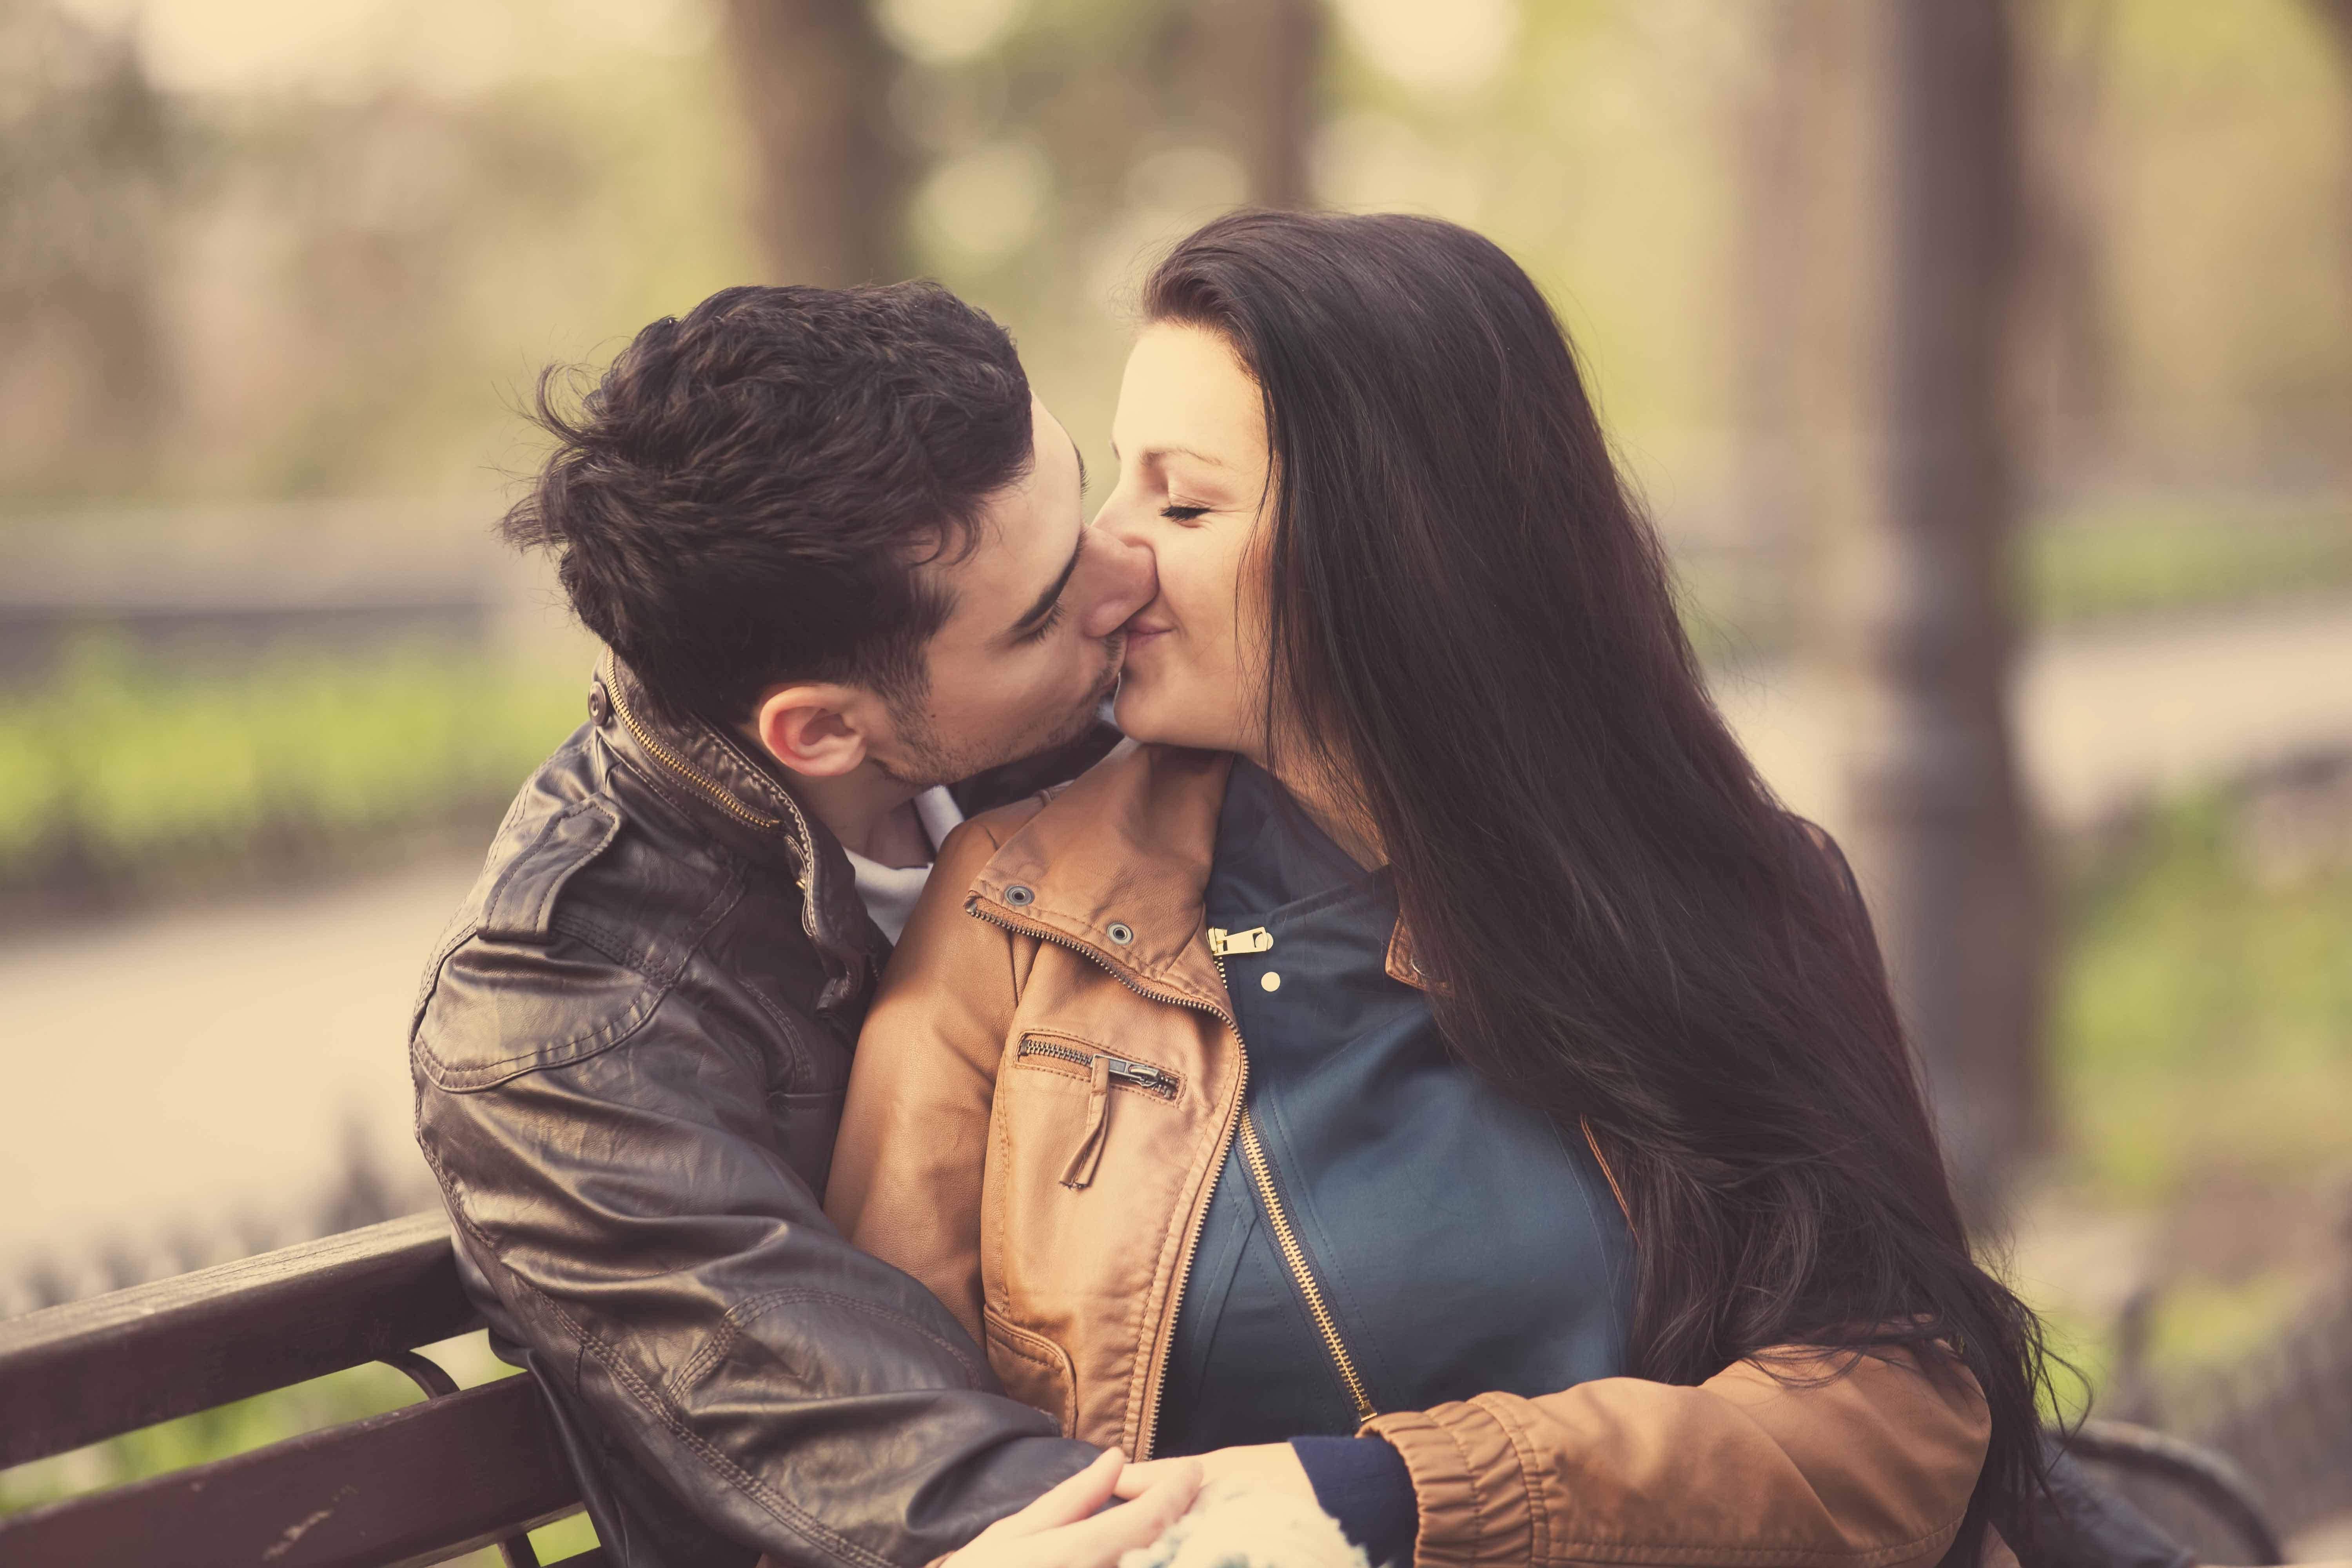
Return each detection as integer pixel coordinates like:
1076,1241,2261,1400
1123,621,1175,646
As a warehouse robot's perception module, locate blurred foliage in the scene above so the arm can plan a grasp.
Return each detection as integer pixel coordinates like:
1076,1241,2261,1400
2054,793,2352,1203
0,639,583,895
2036,1263,2321,1420
3,0,2344,510
0,0,751,502
0,1329,598,1562
2084,0,2352,476
4,499,2347,898
2027,778,2352,1411
1677,497,2352,667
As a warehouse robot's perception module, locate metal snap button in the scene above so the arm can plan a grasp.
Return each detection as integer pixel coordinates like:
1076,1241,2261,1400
1004,884,1035,907
1107,922,1134,946
1259,971,1282,992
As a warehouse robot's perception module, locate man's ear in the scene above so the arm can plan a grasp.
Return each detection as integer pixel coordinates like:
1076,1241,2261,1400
749,683,881,780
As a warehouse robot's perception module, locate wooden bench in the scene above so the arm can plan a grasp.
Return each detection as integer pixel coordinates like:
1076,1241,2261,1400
2,1210,2292,1568
0,1212,598,1567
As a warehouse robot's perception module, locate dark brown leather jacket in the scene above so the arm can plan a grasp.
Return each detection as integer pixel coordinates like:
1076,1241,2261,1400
410,655,1113,1568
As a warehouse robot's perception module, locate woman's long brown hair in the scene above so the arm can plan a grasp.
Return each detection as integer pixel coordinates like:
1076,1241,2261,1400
1145,210,2051,1560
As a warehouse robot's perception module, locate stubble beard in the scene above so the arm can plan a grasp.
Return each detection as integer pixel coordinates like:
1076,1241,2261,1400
875,634,1124,791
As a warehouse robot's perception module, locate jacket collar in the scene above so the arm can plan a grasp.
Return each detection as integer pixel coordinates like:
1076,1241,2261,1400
967,741,1425,1005
592,652,884,1009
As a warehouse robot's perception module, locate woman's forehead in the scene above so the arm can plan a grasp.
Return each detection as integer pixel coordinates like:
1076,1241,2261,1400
1113,323,1264,470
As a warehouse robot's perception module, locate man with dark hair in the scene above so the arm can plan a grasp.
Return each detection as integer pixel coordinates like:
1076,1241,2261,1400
410,284,1191,1567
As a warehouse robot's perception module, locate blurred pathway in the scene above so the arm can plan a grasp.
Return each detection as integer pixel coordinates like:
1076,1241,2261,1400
1717,596,2352,838
7,597,2352,1306
0,857,472,1307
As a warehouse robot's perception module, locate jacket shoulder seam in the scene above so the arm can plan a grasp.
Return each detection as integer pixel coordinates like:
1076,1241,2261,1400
417,869,748,1092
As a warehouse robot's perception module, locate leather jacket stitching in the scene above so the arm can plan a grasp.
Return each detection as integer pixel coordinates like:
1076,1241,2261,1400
538,1285,900,1568
737,972,842,1089
419,860,756,1093
668,1287,991,1397
439,1196,902,1568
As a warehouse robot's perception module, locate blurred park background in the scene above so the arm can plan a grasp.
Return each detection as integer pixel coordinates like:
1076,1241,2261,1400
3,0,2351,1557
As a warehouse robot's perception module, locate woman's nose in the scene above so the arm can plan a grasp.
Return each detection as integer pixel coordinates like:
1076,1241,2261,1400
1076,526,1158,639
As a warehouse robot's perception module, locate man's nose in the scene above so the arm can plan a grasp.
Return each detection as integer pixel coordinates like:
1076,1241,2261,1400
1076,526,1157,639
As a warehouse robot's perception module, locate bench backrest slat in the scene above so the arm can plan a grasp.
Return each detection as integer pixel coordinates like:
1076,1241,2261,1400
0,1371,581,1567
0,1211,482,1468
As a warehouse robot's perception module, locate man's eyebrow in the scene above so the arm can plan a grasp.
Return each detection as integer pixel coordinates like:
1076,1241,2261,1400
1009,532,1083,638
1073,431,1088,492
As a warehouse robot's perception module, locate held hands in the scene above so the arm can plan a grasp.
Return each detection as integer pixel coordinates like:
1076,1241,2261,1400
939,1441,1313,1568
940,1448,1203,1568
1119,1441,1314,1501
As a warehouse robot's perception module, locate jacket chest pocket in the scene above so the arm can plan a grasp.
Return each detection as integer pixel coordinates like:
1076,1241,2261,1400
1008,1034,1181,1190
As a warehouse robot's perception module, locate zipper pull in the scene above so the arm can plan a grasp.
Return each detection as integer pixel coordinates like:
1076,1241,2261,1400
1107,1059,1176,1097
1206,926,1274,957
1060,1056,1114,1189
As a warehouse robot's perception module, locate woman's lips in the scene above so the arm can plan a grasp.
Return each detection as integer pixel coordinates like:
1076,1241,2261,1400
1123,620,1174,646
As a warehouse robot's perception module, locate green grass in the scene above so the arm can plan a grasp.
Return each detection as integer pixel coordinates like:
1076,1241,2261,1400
2053,795,2352,1203
1675,497,2352,666
2029,787,2352,1402
2028,497,2352,626
0,638,586,895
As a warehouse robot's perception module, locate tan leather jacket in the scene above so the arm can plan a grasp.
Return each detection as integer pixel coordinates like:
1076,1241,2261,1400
827,741,1992,1568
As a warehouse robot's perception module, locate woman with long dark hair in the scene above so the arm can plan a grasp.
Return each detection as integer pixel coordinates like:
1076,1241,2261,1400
827,211,2047,1567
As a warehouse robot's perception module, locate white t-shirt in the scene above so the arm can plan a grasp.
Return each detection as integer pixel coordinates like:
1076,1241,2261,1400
843,786,966,945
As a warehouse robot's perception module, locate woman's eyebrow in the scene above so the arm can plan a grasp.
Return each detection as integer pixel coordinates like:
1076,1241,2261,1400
1114,442,1229,470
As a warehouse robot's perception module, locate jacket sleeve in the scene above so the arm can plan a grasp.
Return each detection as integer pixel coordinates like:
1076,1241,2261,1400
1325,819,1981,1568
412,844,1091,1568
1360,1346,1990,1568
822,817,1020,1354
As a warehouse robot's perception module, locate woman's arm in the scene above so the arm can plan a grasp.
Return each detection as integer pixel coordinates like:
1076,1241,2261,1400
1351,1345,1990,1568
1141,1347,1989,1568
825,813,1027,1348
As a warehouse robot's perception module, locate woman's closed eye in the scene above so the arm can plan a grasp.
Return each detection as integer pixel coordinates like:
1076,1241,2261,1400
1160,504,1209,523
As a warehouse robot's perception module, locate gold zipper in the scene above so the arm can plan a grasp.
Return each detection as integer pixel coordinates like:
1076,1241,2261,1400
603,658,792,835
1234,1110,1376,1420
968,900,1245,1460
1218,956,1377,1424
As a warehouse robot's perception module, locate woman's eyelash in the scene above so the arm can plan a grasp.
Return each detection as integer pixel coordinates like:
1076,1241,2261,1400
1020,600,1067,644
1160,504,1208,521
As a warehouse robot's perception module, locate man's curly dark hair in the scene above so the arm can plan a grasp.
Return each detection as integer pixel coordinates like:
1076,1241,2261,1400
503,282,1035,723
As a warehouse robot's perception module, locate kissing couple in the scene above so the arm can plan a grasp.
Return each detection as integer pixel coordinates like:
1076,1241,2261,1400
412,211,2042,1568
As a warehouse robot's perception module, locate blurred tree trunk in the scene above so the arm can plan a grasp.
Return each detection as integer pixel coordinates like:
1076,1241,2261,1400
1193,0,1322,207
1730,0,1835,635
2318,3,2352,56
0,15,174,489
1831,0,2042,1222
2318,3,2352,489
2015,0,2117,491
719,0,907,286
